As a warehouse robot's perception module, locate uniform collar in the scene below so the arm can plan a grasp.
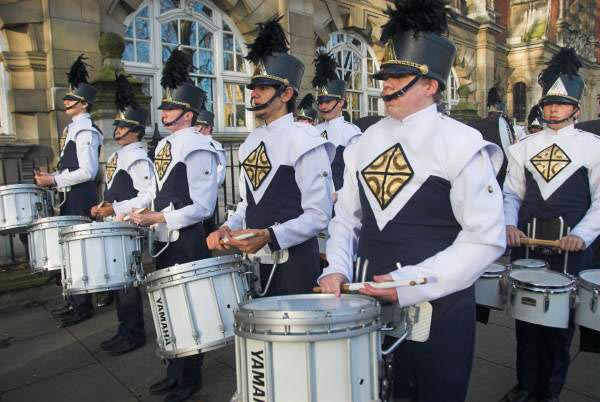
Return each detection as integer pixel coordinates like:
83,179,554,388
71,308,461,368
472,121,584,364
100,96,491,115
72,113,91,122
171,126,196,136
120,141,142,152
546,124,575,135
264,113,293,132
394,103,437,124
322,115,344,126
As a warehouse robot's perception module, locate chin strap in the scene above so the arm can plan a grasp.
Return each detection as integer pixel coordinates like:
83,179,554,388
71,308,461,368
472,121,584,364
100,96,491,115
317,99,340,114
161,109,186,127
381,75,422,102
246,86,286,112
539,105,579,125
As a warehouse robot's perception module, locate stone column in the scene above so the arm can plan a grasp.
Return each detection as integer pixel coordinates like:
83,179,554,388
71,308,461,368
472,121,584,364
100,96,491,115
475,23,502,116
288,0,315,94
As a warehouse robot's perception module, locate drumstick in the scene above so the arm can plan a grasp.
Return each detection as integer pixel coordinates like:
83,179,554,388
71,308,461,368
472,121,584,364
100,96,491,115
123,208,148,222
312,277,429,293
97,201,105,208
519,237,561,248
221,232,257,244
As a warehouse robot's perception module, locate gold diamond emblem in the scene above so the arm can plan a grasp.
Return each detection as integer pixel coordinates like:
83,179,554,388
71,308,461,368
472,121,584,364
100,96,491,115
59,128,67,152
321,130,328,140
242,142,272,190
154,141,172,180
106,153,118,184
361,143,413,210
530,143,571,182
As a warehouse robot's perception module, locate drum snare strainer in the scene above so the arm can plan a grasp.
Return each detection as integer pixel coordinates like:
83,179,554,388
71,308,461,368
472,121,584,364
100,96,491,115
575,269,600,331
508,269,575,328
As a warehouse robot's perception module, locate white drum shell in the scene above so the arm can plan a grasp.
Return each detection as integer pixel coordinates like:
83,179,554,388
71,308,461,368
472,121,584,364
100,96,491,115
232,294,381,402
60,222,143,294
0,184,50,234
145,255,250,358
475,263,507,310
575,269,600,331
28,216,91,272
508,269,574,329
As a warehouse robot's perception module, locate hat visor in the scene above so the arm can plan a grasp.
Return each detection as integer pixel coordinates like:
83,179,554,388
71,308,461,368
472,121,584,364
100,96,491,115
372,65,421,81
247,77,285,90
63,94,84,102
539,95,579,107
316,95,342,104
158,102,186,110
112,120,140,128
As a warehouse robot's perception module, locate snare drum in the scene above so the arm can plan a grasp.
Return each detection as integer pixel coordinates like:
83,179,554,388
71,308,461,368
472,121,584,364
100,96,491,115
575,269,600,331
475,263,508,310
0,184,51,234
508,269,575,328
511,258,548,270
60,222,143,294
232,294,381,402
28,216,91,273
145,255,250,358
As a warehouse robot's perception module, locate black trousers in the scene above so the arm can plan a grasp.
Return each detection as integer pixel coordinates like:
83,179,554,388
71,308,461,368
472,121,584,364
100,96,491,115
155,223,209,389
116,287,145,343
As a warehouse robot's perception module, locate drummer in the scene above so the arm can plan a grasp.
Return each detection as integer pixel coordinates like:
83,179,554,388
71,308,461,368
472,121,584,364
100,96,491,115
91,74,154,355
130,49,220,402
194,109,226,236
206,16,334,296
317,1,506,401
34,54,102,327
502,48,600,402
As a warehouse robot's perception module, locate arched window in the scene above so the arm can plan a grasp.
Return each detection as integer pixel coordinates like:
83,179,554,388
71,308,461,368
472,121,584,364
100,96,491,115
122,0,252,134
443,68,460,110
513,82,527,122
326,32,383,121
0,33,13,138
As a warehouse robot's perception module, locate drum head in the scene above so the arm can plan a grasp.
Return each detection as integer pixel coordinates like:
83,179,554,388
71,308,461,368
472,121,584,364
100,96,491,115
486,263,506,274
579,269,600,286
510,269,573,287
512,259,547,269
244,294,371,313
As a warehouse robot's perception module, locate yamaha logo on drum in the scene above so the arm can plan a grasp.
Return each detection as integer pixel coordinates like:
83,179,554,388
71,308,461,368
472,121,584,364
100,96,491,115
155,297,172,346
250,348,267,401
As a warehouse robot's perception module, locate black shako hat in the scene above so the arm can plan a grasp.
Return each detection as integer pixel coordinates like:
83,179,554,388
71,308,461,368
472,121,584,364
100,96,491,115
312,50,346,103
113,73,148,131
245,15,304,92
373,0,456,90
487,87,506,113
295,93,318,122
63,54,97,104
158,48,206,113
527,106,543,129
196,110,215,127
538,47,585,107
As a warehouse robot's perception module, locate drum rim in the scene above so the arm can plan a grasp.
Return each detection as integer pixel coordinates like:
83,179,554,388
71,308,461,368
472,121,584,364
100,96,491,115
29,215,91,229
578,269,600,291
155,337,235,358
234,322,380,342
64,281,137,294
511,259,549,269
59,224,142,241
145,264,245,291
509,269,575,292
0,184,46,192
0,222,35,234
145,254,244,282
60,221,141,235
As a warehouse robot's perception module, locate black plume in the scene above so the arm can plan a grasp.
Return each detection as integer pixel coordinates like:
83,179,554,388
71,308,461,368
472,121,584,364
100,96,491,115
245,15,289,64
161,47,192,89
312,50,338,88
528,106,543,125
487,87,500,108
538,48,582,91
298,93,315,110
115,73,138,112
381,0,450,43
67,54,90,88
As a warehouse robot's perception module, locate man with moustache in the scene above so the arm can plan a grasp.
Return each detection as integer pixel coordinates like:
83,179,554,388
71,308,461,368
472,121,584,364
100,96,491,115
317,1,506,401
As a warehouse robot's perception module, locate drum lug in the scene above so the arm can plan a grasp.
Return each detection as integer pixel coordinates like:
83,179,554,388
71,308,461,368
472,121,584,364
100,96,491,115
543,290,550,313
82,276,88,283
592,290,599,313
191,331,200,344
570,289,579,309
510,285,516,306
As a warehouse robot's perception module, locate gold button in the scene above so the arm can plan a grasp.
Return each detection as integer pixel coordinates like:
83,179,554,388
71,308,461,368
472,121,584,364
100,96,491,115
487,185,494,193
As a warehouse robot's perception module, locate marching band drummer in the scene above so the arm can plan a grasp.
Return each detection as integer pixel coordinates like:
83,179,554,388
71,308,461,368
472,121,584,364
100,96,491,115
194,109,226,236
206,16,334,296
312,50,361,192
502,48,600,402
92,74,154,355
129,49,220,402
318,1,506,401
35,55,103,327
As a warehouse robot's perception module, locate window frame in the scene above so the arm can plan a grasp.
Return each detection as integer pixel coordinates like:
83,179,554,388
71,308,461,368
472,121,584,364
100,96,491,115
0,32,13,138
122,0,253,136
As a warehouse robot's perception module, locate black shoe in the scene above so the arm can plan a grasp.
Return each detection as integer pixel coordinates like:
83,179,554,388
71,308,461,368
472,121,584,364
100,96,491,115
60,309,94,327
501,385,534,402
100,334,123,350
96,292,114,307
164,385,196,402
51,304,72,315
107,337,145,355
150,377,177,394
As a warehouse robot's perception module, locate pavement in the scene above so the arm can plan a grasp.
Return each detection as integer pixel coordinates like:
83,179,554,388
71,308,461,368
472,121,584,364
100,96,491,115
0,284,598,402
